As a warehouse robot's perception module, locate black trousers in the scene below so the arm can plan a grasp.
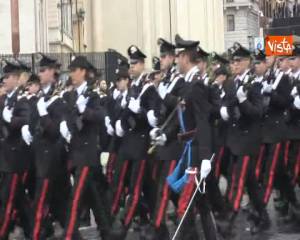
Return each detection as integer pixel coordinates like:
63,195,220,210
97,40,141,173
64,166,111,240
255,142,283,205
111,158,146,228
176,173,218,240
151,160,176,232
30,177,53,240
226,154,264,213
274,140,299,204
0,172,30,239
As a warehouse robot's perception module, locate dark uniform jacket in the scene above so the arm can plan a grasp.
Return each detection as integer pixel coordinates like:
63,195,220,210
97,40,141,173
63,85,104,168
225,70,263,156
262,70,292,143
155,69,185,161
32,87,65,178
0,89,30,173
286,70,300,140
118,73,160,161
181,67,213,165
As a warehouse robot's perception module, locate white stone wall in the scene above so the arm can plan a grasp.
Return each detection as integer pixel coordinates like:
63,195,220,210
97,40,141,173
83,0,225,67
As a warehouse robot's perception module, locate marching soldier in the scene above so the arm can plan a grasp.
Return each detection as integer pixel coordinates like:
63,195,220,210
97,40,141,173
253,49,290,224
170,34,217,240
109,45,160,239
0,60,31,239
146,38,185,239
62,56,111,240
105,66,130,184
282,43,300,219
217,43,267,237
29,54,67,240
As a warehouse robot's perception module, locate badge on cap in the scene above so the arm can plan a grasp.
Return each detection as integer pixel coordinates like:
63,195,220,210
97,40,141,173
130,46,137,54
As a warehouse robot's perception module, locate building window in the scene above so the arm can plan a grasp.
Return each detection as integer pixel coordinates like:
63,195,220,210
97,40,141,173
227,15,235,31
226,0,234,2
61,0,72,37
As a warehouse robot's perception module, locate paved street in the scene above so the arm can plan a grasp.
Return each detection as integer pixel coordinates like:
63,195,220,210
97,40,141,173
80,189,300,240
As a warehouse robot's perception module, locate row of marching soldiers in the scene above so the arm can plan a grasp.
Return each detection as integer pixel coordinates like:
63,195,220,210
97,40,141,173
0,33,299,240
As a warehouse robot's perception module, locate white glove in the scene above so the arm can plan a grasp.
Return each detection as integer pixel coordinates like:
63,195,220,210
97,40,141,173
291,86,298,98
128,98,141,114
220,106,229,121
113,89,120,100
100,152,110,168
262,81,273,94
115,120,125,137
147,110,158,127
59,121,72,143
236,86,247,103
200,159,212,180
2,106,13,123
76,95,89,113
154,134,167,146
294,96,300,109
149,127,161,140
105,116,114,136
158,84,168,99
37,97,48,116
21,125,33,146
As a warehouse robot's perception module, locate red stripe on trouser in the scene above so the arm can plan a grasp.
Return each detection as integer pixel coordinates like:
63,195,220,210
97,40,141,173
33,179,49,240
152,162,158,180
107,153,117,184
215,146,225,179
263,143,281,204
255,144,265,180
177,170,197,217
65,167,89,240
284,141,290,167
233,156,250,211
0,174,19,237
124,160,146,226
292,146,300,185
155,160,176,228
22,171,28,184
111,160,129,214
228,163,237,202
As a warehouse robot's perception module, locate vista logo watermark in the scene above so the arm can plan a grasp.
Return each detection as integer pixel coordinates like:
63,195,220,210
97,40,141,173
265,36,293,56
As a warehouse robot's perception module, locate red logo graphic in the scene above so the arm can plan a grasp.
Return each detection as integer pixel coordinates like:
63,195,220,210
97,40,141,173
265,36,293,56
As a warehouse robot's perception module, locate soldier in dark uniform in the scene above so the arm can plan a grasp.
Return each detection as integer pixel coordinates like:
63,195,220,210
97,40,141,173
217,43,267,237
280,44,300,219
62,56,111,240
22,74,41,201
0,60,31,239
105,66,130,185
144,38,184,240
29,54,67,240
253,50,290,221
170,34,217,240
109,46,161,239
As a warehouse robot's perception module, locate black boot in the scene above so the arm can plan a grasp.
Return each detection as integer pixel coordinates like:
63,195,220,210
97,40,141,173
248,209,270,235
108,220,127,240
216,212,237,239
